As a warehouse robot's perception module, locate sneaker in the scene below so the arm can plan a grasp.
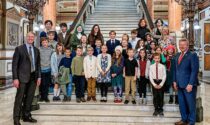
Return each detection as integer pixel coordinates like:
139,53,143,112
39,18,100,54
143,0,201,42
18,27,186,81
153,111,158,116
100,97,104,102
92,96,97,102
104,97,107,102
45,98,50,103
132,100,136,105
76,98,81,103
124,100,129,104
53,96,57,101
159,111,164,117
87,96,91,101
63,96,68,102
114,97,118,103
139,98,143,104
56,96,61,101
81,97,86,102
143,98,147,105
118,98,122,103
67,96,71,102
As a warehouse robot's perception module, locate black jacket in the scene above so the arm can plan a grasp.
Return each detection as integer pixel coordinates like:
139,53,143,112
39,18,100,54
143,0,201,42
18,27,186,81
136,27,150,41
12,44,41,83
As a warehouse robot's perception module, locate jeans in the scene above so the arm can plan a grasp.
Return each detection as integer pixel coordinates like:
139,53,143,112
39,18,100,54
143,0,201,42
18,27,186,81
40,71,51,100
66,74,73,97
74,75,85,98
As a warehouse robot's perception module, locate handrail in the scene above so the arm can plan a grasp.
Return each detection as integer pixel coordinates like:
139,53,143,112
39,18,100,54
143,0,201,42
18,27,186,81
138,0,154,30
69,0,92,32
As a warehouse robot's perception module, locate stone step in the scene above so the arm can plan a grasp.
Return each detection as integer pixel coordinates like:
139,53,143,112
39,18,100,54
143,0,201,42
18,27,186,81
89,14,140,17
86,19,139,22
85,22,138,25
95,8,137,10
94,10,137,13
85,25,138,28
32,109,180,123
96,6,136,9
84,27,137,31
94,12,137,14
39,101,180,112
98,2,135,6
87,17,140,20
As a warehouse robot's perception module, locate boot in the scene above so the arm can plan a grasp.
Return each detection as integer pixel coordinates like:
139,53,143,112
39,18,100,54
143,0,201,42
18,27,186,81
169,95,173,104
175,95,179,105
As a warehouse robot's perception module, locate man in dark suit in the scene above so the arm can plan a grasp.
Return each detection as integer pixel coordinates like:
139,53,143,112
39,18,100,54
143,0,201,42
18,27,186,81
173,38,199,125
106,30,120,56
57,23,72,48
12,32,41,125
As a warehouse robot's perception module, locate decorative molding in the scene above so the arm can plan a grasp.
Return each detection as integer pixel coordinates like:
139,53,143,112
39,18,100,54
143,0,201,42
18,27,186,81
6,7,22,21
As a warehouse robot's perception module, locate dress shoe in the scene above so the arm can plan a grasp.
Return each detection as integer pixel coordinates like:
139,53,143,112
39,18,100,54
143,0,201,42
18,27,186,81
87,96,91,101
14,119,21,125
175,120,188,125
92,96,97,102
23,116,37,123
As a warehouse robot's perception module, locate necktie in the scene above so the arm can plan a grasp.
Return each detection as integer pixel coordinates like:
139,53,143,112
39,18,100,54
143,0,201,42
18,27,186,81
111,40,114,45
178,52,185,65
156,63,158,80
29,46,35,72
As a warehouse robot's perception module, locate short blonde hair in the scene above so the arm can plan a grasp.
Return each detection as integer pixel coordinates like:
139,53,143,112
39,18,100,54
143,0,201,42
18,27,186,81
179,38,189,45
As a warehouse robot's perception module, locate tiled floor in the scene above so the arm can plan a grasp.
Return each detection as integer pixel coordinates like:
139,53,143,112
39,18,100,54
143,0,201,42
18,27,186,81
0,80,210,125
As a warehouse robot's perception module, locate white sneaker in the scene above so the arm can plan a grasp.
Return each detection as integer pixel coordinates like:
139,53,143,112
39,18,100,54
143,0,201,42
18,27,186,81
143,98,147,105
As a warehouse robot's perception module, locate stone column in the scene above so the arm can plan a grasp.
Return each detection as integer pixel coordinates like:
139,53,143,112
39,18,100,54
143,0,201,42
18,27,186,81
147,0,154,21
168,0,182,50
43,0,56,29
168,0,182,32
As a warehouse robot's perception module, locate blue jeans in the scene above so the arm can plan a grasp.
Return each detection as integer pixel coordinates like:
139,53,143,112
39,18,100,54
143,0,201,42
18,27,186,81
66,74,73,97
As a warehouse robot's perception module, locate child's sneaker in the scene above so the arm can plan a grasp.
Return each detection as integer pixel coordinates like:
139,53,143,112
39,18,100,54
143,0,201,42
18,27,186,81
81,97,86,102
76,98,81,103
124,100,129,104
56,96,61,101
53,96,57,101
67,96,71,102
104,97,107,102
114,97,118,103
87,96,91,101
139,98,143,104
132,100,136,105
143,98,147,105
159,111,164,117
153,110,158,116
63,96,68,102
92,96,97,102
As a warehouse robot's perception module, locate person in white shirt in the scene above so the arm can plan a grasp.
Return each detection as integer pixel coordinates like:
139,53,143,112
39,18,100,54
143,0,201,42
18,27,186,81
129,29,140,49
83,46,98,101
149,53,166,117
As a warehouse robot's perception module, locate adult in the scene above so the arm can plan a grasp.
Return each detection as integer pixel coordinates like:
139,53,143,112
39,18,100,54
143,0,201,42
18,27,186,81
152,18,164,43
70,24,85,50
58,23,72,49
173,38,199,125
136,18,150,41
40,20,58,41
12,32,41,125
158,26,175,50
88,24,104,48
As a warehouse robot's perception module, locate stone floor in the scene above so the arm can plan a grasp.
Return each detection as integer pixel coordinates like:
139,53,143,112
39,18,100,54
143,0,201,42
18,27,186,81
0,79,209,125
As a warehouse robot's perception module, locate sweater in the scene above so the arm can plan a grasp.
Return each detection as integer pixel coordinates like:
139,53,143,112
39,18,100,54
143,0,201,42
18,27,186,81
59,56,74,74
71,56,84,76
39,47,53,71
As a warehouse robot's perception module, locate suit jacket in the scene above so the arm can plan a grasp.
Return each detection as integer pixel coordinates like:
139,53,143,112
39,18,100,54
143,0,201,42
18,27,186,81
58,32,72,48
173,50,199,88
106,39,121,55
12,44,41,83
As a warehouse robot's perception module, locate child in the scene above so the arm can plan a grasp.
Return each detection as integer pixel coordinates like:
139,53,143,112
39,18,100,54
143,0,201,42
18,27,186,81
137,49,150,104
124,49,138,105
151,46,166,65
58,23,71,48
71,46,86,103
122,33,132,48
59,48,74,101
93,39,102,57
83,46,98,101
106,30,120,56
97,45,111,102
134,39,145,59
129,29,140,49
80,34,89,56
111,46,124,103
51,43,65,101
149,53,166,116
145,32,153,50
48,31,57,51
147,41,156,62
39,37,53,102
121,39,131,60
165,45,178,104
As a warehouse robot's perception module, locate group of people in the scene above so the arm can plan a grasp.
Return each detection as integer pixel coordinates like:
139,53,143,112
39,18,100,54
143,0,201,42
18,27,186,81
12,18,199,125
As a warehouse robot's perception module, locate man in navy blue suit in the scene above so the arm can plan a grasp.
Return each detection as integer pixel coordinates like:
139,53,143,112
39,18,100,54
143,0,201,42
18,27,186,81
106,30,120,56
173,38,199,125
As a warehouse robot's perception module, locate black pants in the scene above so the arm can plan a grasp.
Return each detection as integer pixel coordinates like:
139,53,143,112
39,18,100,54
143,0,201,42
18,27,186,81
40,71,51,100
138,76,147,98
74,75,85,98
13,73,36,120
152,79,164,112
100,82,108,97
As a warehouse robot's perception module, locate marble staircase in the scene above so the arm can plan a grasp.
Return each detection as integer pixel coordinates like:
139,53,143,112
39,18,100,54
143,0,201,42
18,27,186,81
84,0,142,42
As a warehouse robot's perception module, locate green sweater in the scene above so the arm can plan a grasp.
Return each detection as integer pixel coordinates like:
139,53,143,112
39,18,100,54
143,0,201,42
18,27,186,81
71,56,84,76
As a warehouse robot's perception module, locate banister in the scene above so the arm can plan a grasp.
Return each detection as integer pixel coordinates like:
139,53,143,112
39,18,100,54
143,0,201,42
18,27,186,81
138,0,154,30
69,0,91,32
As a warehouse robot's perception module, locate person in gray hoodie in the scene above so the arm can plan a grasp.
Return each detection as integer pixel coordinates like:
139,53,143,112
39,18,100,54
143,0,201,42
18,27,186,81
39,37,53,102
